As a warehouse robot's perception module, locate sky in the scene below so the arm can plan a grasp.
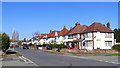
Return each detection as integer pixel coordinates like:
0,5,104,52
2,2,118,40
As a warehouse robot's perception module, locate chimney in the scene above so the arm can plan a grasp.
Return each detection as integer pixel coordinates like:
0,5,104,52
41,33,43,36
107,22,110,28
103,24,105,26
70,27,72,30
64,26,66,29
75,22,80,26
50,30,52,33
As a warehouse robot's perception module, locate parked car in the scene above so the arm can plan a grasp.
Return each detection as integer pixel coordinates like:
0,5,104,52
36,45,42,49
10,45,13,48
67,46,73,49
46,45,52,50
15,45,19,47
23,45,29,49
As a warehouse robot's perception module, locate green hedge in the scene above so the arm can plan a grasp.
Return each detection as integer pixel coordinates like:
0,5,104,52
27,43,32,47
112,44,120,50
42,44,67,49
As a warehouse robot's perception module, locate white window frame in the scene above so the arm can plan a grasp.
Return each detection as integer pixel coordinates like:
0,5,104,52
105,41,112,47
105,33,112,38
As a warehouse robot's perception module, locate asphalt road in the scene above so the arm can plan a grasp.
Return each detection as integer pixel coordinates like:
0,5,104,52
15,47,118,66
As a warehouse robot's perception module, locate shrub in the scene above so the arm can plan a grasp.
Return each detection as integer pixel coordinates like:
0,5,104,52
42,44,66,48
56,45,67,49
112,44,120,51
28,43,32,47
42,44,46,47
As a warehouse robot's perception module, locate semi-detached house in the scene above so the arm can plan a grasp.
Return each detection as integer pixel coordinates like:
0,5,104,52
32,22,114,50
63,22,114,50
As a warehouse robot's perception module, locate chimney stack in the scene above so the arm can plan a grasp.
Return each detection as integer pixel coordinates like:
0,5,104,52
64,26,66,29
50,30,52,33
107,22,110,28
70,27,72,30
75,22,80,26
41,33,43,36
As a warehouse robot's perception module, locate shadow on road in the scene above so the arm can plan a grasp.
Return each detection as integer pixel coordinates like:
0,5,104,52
6,50,16,54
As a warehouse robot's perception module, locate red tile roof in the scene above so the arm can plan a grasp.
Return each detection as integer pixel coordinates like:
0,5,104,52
48,26,69,38
64,22,88,35
83,22,114,33
39,34,49,39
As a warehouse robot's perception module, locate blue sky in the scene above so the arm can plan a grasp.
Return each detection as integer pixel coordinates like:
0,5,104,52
2,2,118,40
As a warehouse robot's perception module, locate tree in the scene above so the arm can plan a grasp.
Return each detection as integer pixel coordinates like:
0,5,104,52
33,32,40,36
17,41,22,46
114,28,120,42
23,38,26,42
2,33,10,52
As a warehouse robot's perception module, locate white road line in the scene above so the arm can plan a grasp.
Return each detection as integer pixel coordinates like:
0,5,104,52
19,56,34,64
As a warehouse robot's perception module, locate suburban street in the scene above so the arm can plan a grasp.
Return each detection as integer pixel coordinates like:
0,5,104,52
15,47,119,66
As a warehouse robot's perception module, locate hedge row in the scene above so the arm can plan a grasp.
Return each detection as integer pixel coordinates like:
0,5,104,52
42,44,67,49
112,44,120,50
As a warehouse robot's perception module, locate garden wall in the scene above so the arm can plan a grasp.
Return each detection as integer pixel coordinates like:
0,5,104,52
53,48,119,54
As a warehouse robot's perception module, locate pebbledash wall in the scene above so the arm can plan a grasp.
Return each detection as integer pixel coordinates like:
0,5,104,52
81,32,114,50
93,32,114,49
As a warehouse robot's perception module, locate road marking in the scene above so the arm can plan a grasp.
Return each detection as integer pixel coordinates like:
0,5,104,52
19,56,34,64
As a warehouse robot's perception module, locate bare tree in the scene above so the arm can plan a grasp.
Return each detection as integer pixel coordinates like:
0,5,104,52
34,32,40,36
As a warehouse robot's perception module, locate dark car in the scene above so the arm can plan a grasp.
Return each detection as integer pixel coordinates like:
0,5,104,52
15,45,19,47
36,45,42,49
46,45,52,50
23,45,29,49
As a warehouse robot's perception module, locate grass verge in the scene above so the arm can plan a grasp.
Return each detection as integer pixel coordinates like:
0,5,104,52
0,55,8,58
72,52,101,55
43,51,63,55
15,52,22,56
105,54,120,56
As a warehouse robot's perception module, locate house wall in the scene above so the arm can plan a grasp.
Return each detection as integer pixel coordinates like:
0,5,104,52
94,32,114,49
63,35,74,43
55,36,64,44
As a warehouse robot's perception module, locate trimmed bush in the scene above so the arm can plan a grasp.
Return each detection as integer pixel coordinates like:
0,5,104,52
42,44,66,49
27,43,32,47
112,44,120,51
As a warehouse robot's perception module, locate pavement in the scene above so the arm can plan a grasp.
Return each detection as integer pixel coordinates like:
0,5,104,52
14,47,119,66
1,49,38,66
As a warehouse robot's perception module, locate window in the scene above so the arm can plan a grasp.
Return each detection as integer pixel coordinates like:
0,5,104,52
105,33,112,38
85,41,92,47
68,35,73,39
73,34,76,38
105,41,112,47
84,33,92,38
64,36,66,39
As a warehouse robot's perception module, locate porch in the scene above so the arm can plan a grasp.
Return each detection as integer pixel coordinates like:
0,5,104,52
65,39,93,50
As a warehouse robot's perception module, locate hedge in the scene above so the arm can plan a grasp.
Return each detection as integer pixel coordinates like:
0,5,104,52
42,44,67,49
112,44,120,51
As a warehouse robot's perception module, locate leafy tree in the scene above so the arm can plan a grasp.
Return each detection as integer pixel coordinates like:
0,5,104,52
2,33,10,52
114,28,120,42
28,43,32,47
17,41,22,46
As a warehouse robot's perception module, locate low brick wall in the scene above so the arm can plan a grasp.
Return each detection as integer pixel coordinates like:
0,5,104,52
58,48,119,54
42,47,47,50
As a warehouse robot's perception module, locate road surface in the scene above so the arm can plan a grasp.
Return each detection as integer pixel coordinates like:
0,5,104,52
15,47,118,66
